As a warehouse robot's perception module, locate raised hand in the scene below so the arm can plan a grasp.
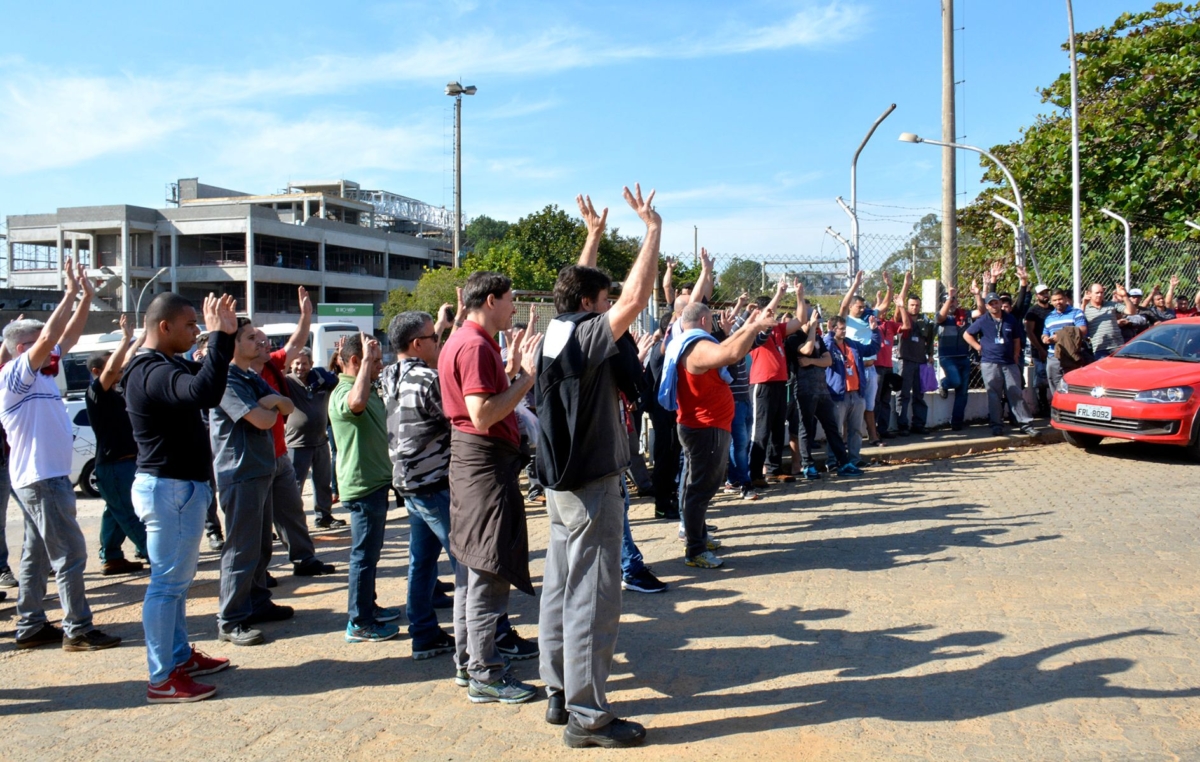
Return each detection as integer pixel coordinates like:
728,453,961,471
576,194,608,238
750,307,777,333
202,293,221,332
717,309,735,334
1170,274,1180,287
989,260,1006,281
217,294,238,334
298,286,313,318
793,277,805,298
775,278,788,298
362,332,382,364
505,325,526,377
948,286,958,299
456,286,465,316
970,278,981,296
734,291,749,313
1016,265,1029,285
119,312,133,339
699,247,713,271
63,256,80,295
622,183,660,228
437,303,453,324
868,314,879,330
665,257,676,272
853,270,865,287
518,327,542,377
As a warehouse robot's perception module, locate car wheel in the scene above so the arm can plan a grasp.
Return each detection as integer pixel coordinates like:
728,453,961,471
80,459,101,498
1062,431,1102,449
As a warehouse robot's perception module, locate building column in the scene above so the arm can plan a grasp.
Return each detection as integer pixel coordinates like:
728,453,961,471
317,234,326,303
169,230,178,294
56,226,65,290
120,220,132,312
246,214,256,320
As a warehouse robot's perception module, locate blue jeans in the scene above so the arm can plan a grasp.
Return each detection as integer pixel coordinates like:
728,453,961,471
97,459,148,562
939,355,972,426
346,487,390,628
132,474,211,685
727,400,752,487
404,489,452,642
620,480,644,579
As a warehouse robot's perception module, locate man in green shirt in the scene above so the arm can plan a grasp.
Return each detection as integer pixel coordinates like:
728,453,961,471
329,333,400,642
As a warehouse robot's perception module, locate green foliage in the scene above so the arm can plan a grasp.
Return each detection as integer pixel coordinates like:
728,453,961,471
716,258,764,299
381,266,464,327
463,215,511,255
463,240,558,291
964,2,1200,241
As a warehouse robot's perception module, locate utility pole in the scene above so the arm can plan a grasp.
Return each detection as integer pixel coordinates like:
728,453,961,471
940,0,957,289
453,94,462,268
693,226,698,264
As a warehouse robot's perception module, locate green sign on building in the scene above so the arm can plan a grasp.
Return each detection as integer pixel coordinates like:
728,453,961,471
317,303,373,317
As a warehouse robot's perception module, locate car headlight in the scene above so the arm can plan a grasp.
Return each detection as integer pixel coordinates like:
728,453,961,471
1056,378,1069,394
1133,386,1193,403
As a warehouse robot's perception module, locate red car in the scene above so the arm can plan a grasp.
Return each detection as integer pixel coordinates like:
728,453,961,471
1051,317,1200,458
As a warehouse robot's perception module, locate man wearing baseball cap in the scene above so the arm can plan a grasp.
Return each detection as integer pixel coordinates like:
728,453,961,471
964,293,1036,437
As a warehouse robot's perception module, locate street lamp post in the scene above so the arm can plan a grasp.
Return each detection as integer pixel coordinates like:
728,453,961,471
898,132,1040,281
1100,208,1132,290
445,81,477,269
845,103,897,277
135,267,169,326
1067,0,1083,307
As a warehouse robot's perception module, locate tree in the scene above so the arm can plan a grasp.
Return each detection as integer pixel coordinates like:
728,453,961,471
716,258,764,299
463,240,558,291
463,215,511,256
381,266,464,327
964,3,1200,240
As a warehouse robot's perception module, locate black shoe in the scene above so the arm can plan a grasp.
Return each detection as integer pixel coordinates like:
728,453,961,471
432,591,453,609
207,534,224,552
654,508,680,521
314,516,347,529
495,629,539,660
880,431,896,439
266,572,278,588
244,603,294,625
896,429,910,437
938,386,948,399
62,628,122,652
293,559,336,577
16,623,64,649
910,426,929,435
412,629,456,661
546,691,568,725
434,579,454,596
102,558,144,576
1021,424,1038,436
991,426,1005,436
563,716,647,749
218,624,265,646
951,423,964,431
622,568,668,594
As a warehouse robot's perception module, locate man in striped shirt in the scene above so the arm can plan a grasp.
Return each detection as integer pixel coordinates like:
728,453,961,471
1084,284,1125,359
1042,290,1087,399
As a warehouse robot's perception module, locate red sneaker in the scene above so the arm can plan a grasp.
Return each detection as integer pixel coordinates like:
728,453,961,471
180,645,231,677
147,667,217,704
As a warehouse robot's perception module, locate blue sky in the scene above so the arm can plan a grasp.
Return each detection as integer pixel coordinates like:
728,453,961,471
0,0,1143,261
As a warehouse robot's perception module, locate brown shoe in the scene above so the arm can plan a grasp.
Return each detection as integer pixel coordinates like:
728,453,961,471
102,558,144,576
772,474,795,483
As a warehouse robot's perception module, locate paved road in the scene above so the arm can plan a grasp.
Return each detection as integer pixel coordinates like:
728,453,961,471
2,441,1199,760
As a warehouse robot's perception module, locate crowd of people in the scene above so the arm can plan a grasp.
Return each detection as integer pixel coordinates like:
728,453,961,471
0,187,1197,747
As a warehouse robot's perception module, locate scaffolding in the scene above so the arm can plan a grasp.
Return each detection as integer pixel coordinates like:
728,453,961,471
346,189,454,235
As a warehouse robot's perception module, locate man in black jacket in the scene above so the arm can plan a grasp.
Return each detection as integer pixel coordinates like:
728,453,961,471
124,292,239,704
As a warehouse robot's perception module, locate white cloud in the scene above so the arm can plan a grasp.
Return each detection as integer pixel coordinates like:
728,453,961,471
0,2,868,176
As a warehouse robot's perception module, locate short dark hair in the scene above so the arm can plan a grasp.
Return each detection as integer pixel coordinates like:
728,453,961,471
850,295,866,306
195,333,210,352
462,271,512,310
1052,288,1070,299
388,311,432,352
86,351,111,373
144,292,194,327
235,317,254,340
340,333,365,364
678,281,695,293
827,315,846,329
554,265,612,314
754,295,771,310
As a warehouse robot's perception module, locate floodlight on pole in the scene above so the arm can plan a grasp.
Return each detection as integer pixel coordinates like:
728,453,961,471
445,81,477,269
1100,208,1132,290
135,267,170,326
1066,0,1083,307
897,133,1025,228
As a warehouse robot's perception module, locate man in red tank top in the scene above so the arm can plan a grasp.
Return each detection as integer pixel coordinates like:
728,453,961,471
674,303,776,569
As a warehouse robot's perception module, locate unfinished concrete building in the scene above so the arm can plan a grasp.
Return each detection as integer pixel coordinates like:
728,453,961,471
3,178,453,327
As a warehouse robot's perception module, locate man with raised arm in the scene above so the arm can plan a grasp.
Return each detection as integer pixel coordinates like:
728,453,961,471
748,278,803,485
838,270,882,451
660,302,778,569
894,271,935,436
124,290,239,702
535,187,660,749
438,269,543,707
1,259,121,652
85,313,148,575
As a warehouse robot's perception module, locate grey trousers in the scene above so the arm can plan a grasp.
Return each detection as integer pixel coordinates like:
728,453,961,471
678,425,731,559
895,359,928,431
981,362,1033,428
13,476,94,639
540,475,625,730
453,564,510,684
217,474,274,630
1047,356,1064,402
289,444,334,520
271,455,317,565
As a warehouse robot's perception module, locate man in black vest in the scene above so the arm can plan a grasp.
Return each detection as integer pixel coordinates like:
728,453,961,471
535,187,660,749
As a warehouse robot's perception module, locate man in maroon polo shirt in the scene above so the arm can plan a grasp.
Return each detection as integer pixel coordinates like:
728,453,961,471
438,271,543,705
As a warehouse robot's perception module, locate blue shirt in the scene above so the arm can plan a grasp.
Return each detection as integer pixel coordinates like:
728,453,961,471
937,309,973,358
966,312,1022,365
1041,307,1087,357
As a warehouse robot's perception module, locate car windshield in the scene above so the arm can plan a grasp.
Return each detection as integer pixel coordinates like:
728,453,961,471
1114,323,1200,362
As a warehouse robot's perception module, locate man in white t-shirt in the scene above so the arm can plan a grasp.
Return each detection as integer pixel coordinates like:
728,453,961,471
0,259,121,651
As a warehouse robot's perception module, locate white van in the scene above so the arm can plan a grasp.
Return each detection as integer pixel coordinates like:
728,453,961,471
260,322,362,370
59,331,131,398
